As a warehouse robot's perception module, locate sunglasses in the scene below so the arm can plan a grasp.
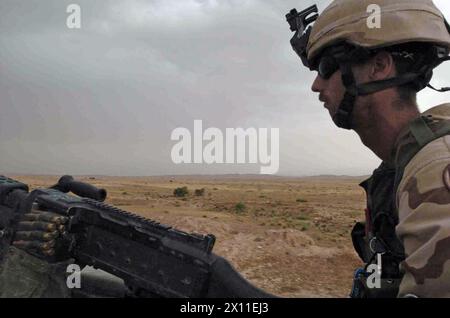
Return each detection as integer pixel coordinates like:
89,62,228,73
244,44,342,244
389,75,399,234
317,55,340,79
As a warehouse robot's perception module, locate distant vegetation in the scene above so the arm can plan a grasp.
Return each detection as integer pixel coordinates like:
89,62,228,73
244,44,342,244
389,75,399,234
174,186,189,197
234,202,246,213
195,188,205,196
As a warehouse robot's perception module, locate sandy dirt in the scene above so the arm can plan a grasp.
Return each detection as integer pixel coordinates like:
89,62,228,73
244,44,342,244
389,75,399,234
10,174,368,298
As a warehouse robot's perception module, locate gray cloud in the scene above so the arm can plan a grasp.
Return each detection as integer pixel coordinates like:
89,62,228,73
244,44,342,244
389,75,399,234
0,0,449,176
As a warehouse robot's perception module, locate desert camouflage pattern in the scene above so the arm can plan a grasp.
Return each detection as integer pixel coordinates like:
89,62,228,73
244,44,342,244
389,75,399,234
307,0,450,64
396,105,450,298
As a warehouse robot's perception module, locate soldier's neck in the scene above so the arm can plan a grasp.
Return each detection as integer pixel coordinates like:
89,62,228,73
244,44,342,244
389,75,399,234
357,98,420,162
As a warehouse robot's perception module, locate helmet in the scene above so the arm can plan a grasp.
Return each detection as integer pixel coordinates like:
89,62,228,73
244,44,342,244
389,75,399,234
307,0,450,67
286,0,450,130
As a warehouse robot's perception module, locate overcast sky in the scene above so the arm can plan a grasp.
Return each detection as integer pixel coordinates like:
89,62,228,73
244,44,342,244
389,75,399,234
1,0,449,177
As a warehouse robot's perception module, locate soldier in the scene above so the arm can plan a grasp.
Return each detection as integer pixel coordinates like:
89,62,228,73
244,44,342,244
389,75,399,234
286,0,450,297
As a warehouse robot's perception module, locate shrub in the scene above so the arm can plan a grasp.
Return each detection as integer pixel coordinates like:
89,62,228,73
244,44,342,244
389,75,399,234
195,188,205,196
174,186,189,197
234,202,246,213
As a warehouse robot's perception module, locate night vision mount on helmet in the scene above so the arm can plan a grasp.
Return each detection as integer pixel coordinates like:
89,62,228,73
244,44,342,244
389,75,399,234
286,5,319,70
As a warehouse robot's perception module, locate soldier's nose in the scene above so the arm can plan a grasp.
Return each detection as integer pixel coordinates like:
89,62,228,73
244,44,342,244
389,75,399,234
311,73,323,93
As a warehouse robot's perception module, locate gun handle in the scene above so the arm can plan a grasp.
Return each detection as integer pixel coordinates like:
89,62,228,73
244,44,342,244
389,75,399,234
58,175,107,201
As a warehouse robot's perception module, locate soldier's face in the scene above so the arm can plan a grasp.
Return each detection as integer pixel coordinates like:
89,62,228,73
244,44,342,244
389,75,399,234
310,69,346,119
310,61,374,130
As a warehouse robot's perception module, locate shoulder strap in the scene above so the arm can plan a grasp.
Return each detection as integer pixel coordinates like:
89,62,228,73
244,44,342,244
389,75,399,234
394,116,450,198
409,116,437,148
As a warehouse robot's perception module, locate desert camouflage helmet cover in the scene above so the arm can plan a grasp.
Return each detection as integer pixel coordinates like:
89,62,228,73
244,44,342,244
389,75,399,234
307,0,450,64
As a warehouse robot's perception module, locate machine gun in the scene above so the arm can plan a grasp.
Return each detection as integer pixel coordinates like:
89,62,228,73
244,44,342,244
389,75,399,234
0,175,274,298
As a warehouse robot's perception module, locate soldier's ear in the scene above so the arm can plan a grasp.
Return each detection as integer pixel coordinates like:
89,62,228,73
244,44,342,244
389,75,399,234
370,51,396,81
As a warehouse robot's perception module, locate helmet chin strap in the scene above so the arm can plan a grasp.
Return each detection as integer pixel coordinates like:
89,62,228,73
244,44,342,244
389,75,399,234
332,55,450,130
332,70,422,130
332,63,357,129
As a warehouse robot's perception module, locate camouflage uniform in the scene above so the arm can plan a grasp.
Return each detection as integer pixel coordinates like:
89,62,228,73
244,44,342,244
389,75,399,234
396,105,450,297
354,104,450,298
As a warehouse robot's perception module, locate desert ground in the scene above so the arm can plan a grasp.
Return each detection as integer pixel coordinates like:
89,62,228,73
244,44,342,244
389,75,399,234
10,174,368,298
